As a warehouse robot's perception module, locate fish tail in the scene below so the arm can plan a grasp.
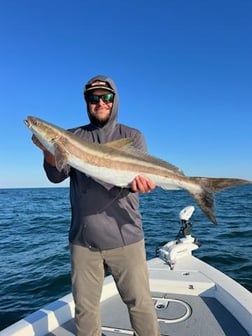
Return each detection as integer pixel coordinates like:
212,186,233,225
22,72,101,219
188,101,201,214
189,177,252,224
191,177,252,192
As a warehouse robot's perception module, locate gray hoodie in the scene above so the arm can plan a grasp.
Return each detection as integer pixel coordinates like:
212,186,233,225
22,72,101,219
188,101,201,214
44,75,146,249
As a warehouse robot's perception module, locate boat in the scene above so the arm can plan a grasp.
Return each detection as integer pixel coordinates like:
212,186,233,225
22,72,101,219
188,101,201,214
1,206,251,336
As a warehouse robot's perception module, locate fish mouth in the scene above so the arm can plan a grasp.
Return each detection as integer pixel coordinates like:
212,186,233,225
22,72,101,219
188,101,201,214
24,116,36,128
24,119,30,127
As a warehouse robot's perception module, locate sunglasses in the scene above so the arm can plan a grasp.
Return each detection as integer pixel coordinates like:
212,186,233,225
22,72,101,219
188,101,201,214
86,93,114,104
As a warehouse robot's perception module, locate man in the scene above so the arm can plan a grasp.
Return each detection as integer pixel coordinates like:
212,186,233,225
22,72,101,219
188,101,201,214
32,75,160,336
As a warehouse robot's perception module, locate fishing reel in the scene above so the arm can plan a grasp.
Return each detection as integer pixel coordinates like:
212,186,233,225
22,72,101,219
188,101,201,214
157,206,200,268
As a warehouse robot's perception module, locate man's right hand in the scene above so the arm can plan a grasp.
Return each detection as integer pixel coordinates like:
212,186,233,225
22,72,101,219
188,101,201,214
32,135,56,167
32,135,46,151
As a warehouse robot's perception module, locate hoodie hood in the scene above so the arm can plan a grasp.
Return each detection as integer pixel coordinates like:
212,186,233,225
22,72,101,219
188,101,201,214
83,75,119,130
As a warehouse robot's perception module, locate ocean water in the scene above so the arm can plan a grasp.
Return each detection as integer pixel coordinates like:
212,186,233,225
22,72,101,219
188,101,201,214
0,186,252,331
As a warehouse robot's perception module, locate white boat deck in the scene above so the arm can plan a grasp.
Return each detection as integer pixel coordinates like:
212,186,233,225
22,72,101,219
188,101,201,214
46,291,249,336
1,256,251,336
1,206,251,336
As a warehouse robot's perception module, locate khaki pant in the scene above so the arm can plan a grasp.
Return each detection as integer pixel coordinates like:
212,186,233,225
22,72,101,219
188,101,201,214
70,240,160,336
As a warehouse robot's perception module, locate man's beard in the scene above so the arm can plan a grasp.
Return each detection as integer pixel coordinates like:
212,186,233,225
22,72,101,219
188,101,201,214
90,113,111,128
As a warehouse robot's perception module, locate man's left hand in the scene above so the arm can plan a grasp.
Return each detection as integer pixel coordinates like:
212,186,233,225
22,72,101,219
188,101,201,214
131,176,156,193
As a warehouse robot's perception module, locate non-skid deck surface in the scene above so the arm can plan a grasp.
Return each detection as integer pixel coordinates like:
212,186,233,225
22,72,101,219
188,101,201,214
47,292,249,336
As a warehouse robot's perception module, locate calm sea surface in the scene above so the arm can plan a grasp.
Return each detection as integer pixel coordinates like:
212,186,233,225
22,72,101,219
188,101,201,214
0,186,252,330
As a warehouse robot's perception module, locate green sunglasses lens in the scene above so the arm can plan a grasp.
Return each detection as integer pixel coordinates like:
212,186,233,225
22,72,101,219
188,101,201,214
88,95,99,104
102,94,114,102
88,94,114,104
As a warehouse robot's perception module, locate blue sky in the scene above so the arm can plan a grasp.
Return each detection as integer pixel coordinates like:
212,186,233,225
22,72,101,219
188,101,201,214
0,0,251,188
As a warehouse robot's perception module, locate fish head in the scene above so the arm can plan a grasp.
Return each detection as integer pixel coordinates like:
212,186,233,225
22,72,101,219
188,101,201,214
24,116,62,154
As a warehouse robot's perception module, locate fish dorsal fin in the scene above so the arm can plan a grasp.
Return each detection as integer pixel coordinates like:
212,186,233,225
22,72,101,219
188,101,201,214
105,138,134,150
106,138,184,175
131,149,185,175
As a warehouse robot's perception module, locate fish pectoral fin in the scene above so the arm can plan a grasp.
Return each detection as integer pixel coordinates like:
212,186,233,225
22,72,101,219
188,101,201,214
54,145,70,174
105,138,134,150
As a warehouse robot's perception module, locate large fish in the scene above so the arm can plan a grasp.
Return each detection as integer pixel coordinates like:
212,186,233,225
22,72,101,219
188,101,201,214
24,116,252,224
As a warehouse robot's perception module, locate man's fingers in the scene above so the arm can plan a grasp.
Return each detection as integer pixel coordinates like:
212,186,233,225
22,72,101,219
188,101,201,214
132,176,156,193
32,135,46,151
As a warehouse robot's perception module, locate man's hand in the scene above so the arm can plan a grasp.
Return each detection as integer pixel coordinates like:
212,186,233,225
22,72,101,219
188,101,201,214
32,135,47,151
131,176,156,193
32,135,56,167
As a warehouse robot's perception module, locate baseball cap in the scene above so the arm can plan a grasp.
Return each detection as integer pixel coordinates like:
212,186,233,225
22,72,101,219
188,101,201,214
84,81,115,95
